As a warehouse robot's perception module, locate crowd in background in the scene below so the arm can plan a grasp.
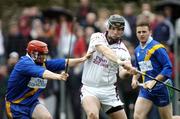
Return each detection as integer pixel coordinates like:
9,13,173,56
0,0,179,119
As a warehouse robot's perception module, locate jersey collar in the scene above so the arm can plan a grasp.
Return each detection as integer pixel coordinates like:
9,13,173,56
140,36,153,49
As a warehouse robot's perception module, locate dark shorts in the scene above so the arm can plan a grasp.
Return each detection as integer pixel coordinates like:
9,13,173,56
5,100,39,119
139,79,173,107
106,105,124,114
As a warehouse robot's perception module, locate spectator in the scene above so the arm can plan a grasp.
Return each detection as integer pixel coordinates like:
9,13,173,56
6,23,27,57
153,11,175,46
96,8,110,32
0,65,8,119
84,12,100,32
76,0,96,26
123,3,137,46
0,20,6,64
7,52,19,74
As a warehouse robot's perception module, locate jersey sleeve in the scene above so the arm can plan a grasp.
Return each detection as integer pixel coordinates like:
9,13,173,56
87,33,107,53
45,58,66,72
16,59,46,78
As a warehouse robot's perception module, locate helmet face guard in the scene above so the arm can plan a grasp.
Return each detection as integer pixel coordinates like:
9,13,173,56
31,52,48,64
107,14,125,30
27,40,48,64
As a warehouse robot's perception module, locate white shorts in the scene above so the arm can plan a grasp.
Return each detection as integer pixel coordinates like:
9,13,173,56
80,85,124,112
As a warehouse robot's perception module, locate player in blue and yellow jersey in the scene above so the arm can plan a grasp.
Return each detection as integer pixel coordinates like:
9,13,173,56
131,21,174,119
5,40,91,119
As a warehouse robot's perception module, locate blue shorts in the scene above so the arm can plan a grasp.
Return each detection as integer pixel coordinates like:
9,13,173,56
139,79,173,107
5,100,39,119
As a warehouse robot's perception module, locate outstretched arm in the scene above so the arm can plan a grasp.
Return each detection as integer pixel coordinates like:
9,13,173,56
43,70,69,81
66,52,93,67
96,45,123,64
96,44,138,74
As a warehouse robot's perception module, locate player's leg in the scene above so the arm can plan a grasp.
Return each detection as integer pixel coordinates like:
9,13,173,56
100,85,127,119
82,96,101,119
6,101,34,119
157,79,174,119
108,106,127,119
134,97,153,119
158,103,173,119
32,103,52,119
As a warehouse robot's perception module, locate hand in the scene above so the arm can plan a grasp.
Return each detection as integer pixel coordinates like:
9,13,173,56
117,59,138,75
81,51,95,61
59,72,69,81
131,79,139,89
128,67,138,75
143,80,157,89
121,62,138,75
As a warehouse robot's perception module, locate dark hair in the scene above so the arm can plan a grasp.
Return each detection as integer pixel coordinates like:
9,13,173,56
136,20,151,30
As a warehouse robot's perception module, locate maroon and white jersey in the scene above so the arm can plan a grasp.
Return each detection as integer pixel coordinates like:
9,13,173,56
82,32,131,87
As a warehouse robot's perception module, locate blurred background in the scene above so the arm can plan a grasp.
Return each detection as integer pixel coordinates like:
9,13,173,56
0,0,180,119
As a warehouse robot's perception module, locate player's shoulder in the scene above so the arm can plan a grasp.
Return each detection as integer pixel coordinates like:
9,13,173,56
13,56,35,72
134,45,140,52
151,39,160,45
119,41,129,52
91,32,105,40
17,55,34,65
150,40,165,49
119,41,126,47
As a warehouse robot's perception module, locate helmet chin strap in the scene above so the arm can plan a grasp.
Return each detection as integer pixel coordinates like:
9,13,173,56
35,62,43,66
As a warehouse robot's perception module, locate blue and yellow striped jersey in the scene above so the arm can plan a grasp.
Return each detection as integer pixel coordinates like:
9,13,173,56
134,39,172,83
6,55,65,105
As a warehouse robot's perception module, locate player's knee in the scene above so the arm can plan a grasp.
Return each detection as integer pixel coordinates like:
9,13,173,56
43,113,53,119
87,112,99,119
134,111,147,119
134,112,140,119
